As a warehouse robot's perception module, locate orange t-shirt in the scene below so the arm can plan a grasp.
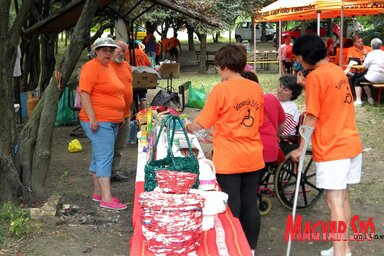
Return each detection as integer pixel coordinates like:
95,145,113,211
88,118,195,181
134,49,151,67
110,61,133,118
125,49,151,67
305,62,362,162
335,47,350,66
347,45,372,62
169,37,180,49
196,79,265,174
78,58,125,123
161,38,170,53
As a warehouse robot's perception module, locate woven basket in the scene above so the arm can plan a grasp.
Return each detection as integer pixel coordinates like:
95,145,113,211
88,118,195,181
156,170,197,194
144,115,199,191
139,191,204,255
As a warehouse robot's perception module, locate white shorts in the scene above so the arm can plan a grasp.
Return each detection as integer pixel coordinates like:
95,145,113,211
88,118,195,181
315,153,362,190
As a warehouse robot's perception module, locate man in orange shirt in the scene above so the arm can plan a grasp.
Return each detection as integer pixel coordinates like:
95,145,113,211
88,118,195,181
335,38,354,66
347,34,372,104
292,34,362,256
186,44,264,255
109,39,133,182
126,42,152,67
347,34,372,62
160,33,170,61
168,32,182,62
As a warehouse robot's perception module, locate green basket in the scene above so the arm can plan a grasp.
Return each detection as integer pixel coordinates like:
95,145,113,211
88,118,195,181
144,114,199,192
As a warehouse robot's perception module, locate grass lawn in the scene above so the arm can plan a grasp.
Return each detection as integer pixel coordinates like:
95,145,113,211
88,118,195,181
156,72,306,113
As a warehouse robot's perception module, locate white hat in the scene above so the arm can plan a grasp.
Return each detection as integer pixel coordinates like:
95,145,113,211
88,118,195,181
93,37,120,50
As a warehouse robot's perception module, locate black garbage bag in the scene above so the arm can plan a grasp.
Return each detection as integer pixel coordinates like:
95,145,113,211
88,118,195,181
151,89,180,108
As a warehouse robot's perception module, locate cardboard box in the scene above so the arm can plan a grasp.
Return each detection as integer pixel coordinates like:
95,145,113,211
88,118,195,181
159,63,180,79
132,73,158,89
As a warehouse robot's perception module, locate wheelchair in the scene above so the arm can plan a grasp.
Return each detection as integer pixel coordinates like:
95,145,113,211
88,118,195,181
257,136,324,216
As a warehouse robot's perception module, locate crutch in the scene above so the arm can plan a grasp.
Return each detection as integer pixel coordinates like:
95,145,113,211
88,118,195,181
286,125,314,256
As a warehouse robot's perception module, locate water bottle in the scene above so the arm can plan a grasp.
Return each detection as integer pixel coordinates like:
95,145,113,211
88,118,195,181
194,129,213,144
128,120,138,144
146,103,153,133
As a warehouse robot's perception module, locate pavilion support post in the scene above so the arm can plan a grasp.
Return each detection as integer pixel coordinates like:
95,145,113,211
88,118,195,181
317,11,321,35
253,20,257,71
339,6,344,67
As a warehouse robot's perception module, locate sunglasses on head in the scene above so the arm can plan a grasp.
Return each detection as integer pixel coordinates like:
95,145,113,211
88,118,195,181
302,69,313,78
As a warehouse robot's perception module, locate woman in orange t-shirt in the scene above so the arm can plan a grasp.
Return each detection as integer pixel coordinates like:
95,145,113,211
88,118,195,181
79,37,127,211
186,44,264,253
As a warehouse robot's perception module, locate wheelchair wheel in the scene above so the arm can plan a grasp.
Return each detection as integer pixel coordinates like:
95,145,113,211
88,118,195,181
274,149,324,210
258,196,272,216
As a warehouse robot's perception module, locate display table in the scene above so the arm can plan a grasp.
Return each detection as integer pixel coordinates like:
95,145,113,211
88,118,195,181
130,131,253,256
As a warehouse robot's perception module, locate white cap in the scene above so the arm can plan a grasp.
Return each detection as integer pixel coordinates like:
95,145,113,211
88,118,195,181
93,37,120,50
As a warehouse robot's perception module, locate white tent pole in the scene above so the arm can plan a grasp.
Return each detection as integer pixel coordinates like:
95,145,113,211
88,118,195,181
339,3,344,66
317,11,321,35
278,20,282,76
352,15,355,35
279,20,282,47
253,20,257,71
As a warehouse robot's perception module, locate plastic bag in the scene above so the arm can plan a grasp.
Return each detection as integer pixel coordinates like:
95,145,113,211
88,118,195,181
68,139,82,153
55,87,77,127
187,84,206,109
151,89,180,108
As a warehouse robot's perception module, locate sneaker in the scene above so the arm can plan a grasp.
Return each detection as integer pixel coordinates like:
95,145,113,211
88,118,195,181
92,194,120,203
100,200,127,210
320,246,352,256
354,100,363,107
111,171,129,182
368,98,374,105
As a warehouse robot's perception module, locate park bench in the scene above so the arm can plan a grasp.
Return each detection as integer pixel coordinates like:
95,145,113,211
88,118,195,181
373,83,384,104
247,51,279,71
195,51,216,70
358,81,384,104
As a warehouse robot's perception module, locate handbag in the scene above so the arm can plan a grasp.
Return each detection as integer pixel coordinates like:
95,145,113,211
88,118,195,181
144,114,199,192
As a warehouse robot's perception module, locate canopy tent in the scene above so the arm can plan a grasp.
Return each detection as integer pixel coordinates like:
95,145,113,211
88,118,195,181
254,0,384,22
251,0,384,70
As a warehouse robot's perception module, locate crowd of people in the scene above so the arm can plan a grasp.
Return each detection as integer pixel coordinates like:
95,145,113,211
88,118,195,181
78,28,373,255
185,33,367,256
278,31,384,108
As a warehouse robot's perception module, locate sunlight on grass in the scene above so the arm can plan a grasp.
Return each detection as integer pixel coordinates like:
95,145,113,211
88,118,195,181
157,72,306,112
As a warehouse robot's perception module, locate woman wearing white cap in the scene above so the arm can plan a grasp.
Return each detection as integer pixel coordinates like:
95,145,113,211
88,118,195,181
78,37,127,210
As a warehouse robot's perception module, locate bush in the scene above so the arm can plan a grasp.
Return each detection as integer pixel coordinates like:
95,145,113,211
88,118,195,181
0,202,31,244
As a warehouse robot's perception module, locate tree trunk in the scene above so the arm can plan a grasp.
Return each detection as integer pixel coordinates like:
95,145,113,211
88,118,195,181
186,25,195,51
39,33,57,92
16,0,99,203
300,21,306,37
0,39,23,204
261,23,267,42
197,34,207,74
0,0,35,205
21,34,41,91
213,32,220,43
65,30,68,46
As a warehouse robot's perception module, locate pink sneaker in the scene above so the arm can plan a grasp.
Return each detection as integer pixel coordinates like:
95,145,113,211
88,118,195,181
92,194,120,203
100,200,127,210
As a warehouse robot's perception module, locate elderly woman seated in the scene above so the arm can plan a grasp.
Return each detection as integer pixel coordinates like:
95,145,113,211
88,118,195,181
353,38,384,107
